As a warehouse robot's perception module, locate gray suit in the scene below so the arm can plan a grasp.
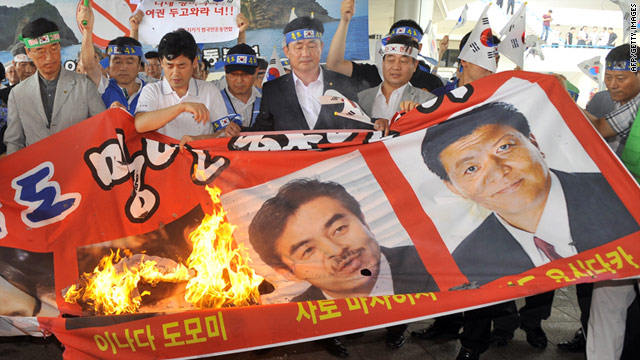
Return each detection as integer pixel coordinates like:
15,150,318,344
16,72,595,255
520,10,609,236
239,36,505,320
4,69,105,154
357,83,435,118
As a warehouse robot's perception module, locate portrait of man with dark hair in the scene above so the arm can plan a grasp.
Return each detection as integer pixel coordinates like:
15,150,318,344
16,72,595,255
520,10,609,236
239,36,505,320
248,178,438,302
421,101,639,286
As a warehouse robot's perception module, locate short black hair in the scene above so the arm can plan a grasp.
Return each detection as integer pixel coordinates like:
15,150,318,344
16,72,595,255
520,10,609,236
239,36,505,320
22,18,59,40
284,16,324,35
145,51,159,60
389,19,424,37
158,29,198,61
422,102,531,181
249,179,366,269
606,44,638,72
108,37,142,61
257,57,268,70
459,31,501,51
0,62,5,82
225,43,257,74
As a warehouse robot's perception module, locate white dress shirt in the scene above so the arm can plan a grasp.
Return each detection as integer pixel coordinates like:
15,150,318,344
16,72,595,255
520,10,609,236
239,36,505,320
292,67,324,129
371,83,408,120
496,172,578,266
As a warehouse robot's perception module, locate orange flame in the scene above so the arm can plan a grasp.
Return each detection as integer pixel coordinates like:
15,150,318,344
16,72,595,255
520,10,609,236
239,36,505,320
185,186,263,308
64,186,263,314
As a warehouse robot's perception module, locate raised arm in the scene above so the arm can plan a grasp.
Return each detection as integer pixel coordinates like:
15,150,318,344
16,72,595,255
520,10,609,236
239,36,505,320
76,2,102,87
129,10,144,40
326,0,355,76
236,13,249,44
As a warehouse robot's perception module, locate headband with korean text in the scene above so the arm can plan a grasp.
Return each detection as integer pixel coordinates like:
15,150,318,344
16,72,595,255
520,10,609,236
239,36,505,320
389,26,423,42
383,44,419,59
225,54,258,66
606,60,638,72
107,45,143,57
285,29,323,45
22,31,60,49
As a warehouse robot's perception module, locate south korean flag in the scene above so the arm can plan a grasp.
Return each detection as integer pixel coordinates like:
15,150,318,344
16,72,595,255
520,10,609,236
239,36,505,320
237,55,247,64
458,4,496,73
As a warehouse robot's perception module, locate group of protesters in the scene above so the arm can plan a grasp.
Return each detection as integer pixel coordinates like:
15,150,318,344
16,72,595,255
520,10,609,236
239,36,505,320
0,0,639,359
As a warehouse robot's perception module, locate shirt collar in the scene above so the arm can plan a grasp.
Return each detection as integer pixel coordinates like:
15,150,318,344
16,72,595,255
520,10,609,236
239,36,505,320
376,82,409,100
291,66,323,88
161,77,198,97
496,171,575,266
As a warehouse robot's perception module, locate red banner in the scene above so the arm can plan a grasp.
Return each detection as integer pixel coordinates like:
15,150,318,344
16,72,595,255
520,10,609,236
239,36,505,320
1,71,639,359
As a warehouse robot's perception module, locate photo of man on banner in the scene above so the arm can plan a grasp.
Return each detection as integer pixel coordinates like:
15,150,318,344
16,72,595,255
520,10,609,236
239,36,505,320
248,178,439,302
420,101,640,286
220,152,439,304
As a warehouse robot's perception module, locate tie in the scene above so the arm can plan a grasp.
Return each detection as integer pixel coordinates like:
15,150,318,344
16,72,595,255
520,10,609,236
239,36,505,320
534,236,563,261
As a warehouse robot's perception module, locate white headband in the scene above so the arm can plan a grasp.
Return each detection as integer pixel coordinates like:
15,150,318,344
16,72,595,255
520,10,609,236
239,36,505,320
382,44,419,59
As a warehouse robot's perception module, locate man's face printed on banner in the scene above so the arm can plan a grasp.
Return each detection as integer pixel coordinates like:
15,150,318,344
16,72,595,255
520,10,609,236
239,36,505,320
439,123,550,221
382,53,417,89
283,39,323,75
604,69,640,104
110,54,140,86
161,54,196,92
275,196,382,298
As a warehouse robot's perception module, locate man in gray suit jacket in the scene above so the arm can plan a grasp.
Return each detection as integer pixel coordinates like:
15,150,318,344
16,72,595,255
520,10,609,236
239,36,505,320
4,18,105,155
358,35,435,120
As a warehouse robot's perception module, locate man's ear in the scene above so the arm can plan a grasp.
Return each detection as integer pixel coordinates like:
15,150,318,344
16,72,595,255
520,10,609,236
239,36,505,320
418,43,423,52
274,266,298,281
24,47,31,60
444,180,463,197
283,44,290,59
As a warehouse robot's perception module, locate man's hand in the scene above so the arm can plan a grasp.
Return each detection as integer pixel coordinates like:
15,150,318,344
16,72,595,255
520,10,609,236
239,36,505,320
400,100,421,112
129,10,144,39
236,13,249,33
438,35,449,57
237,13,249,44
110,101,126,110
77,1,94,31
341,0,355,22
182,102,210,123
179,135,194,152
224,122,241,138
373,118,390,136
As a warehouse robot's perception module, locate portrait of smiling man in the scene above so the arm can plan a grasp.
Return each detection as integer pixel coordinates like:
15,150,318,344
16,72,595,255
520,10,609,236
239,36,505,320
248,178,439,301
422,101,639,287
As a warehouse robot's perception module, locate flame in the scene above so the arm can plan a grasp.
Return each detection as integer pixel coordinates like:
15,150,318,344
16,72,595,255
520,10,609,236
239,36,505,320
64,186,263,314
185,186,263,308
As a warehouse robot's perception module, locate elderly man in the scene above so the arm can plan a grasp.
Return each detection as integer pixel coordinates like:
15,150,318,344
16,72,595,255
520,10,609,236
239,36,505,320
582,43,640,360
225,16,388,137
78,3,146,113
13,53,36,82
4,18,105,155
357,35,435,121
327,0,443,92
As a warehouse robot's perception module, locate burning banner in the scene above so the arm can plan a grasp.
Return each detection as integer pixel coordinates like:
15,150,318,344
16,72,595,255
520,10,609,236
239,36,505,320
0,71,639,359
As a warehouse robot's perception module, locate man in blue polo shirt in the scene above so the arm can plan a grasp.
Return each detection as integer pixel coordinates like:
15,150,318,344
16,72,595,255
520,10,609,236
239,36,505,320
77,2,145,113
